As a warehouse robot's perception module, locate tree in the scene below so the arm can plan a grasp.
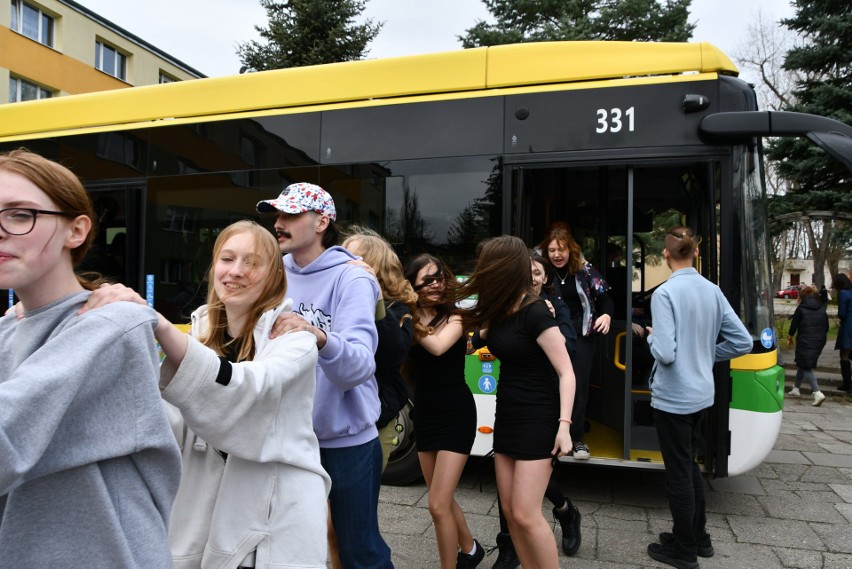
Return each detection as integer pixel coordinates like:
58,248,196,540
237,0,382,71
734,12,803,292
459,0,695,47
764,0,852,288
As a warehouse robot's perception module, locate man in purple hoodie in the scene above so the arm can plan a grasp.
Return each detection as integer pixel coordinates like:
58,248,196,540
258,183,393,569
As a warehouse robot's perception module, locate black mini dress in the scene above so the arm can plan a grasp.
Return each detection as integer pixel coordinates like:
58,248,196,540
409,326,476,454
486,298,560,460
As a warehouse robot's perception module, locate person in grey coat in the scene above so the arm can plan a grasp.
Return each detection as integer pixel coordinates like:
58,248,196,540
0,149,180,568
787,286,828,406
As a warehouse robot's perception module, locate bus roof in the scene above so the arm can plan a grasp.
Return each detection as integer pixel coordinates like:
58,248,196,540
0,41,737,141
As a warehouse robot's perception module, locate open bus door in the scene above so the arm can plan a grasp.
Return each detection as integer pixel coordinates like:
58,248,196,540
512,159,720,469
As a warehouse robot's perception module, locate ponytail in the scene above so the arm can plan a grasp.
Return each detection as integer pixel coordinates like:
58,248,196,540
664,226,696,261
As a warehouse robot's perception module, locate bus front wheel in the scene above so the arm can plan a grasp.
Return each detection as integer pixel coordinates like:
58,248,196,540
381,401,422,486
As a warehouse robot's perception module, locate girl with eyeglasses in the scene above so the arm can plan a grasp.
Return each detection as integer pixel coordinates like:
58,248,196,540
0,148,181,567
404,254,484,569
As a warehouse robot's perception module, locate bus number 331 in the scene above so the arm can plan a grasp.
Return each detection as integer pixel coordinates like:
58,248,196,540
596,106,635,133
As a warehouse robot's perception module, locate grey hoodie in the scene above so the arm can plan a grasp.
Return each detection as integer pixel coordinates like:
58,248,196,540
0,291,181,568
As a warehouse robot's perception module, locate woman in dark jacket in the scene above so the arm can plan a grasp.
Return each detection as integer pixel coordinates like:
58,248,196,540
342,229,416,470
538,225,613,460
787,286,828,406
832,273,852,393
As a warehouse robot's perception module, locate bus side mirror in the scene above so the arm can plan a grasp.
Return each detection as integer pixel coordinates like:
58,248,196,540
698,111,852,174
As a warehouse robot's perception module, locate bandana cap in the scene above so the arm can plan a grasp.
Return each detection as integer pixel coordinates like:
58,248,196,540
256,182,337,221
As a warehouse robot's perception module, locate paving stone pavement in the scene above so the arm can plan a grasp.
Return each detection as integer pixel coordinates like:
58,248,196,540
377,395,852,568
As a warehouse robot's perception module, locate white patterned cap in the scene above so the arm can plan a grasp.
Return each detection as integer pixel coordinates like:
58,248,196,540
256,182,337,221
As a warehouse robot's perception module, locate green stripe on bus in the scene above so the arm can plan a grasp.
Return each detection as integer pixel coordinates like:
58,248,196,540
465,354,500,395
730,367,784,413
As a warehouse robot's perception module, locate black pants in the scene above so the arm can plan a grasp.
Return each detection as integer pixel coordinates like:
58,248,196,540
569,332,597,441
653,408,708,555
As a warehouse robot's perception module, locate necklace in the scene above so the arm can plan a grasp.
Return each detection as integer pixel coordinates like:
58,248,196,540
553,267,570,285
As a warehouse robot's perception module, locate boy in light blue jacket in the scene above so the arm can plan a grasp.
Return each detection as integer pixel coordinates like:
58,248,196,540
645,226,752,569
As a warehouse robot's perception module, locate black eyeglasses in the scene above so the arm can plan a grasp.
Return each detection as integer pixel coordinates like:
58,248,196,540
0,208,83,236
413,275,445,291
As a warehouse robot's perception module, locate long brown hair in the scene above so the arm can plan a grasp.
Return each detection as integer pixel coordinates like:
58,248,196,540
0,148,101,289
539,224,584,274
459,235,539,330
201,220,286,362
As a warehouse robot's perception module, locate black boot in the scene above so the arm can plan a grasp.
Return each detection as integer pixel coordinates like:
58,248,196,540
841,360,852,393
553,502,582,556
491,533,520,569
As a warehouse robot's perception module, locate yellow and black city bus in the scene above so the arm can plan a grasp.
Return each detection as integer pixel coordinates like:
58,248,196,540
2,41,850,484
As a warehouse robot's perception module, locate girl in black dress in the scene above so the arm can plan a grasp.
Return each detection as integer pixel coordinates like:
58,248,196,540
404,255,483,569
459,236,575,568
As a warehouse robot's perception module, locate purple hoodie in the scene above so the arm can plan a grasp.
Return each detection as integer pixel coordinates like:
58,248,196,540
284,246,381,448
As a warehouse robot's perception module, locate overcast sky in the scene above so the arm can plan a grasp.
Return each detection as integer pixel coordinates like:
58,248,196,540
77,0,795,83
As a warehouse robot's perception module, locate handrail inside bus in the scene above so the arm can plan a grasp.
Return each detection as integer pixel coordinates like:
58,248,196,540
0,41,737,141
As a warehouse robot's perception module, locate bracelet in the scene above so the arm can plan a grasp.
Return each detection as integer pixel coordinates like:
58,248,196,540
558,418,572,424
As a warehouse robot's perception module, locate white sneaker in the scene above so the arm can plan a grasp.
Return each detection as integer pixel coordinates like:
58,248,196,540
813,391,826,406
788,387,800,397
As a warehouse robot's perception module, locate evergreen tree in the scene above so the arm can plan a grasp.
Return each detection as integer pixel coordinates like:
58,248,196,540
766,0,852,287
237,0,382,71
460,0,695,47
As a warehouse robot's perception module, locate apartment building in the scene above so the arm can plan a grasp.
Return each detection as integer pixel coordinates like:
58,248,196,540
0,0,203,103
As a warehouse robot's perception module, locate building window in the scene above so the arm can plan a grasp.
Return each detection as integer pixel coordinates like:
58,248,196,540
158,72,178,84
9,75,53,103
95,40,127,81
10,0,54,47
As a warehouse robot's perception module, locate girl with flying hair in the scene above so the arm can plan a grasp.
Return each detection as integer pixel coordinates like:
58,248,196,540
404,253,484,569
460,235,576,568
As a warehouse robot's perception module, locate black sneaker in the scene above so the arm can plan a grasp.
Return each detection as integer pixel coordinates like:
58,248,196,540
553,502,582,556
457,539,485,569
659,531,714,558
490,533,520,569
647,542,698,569
572,441,590,460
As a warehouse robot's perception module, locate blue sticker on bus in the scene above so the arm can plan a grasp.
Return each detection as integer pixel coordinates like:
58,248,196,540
760,327,774,349
479,375,496,393
145,274,155,307
481,362,493,374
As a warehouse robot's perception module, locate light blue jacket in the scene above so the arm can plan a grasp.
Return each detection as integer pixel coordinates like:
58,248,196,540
647,268,753,414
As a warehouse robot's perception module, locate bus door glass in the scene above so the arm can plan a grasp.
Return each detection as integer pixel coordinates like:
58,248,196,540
513,160,717,466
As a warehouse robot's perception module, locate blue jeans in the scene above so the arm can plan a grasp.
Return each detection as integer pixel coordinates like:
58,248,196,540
653,408,708,556
321,438,394,569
